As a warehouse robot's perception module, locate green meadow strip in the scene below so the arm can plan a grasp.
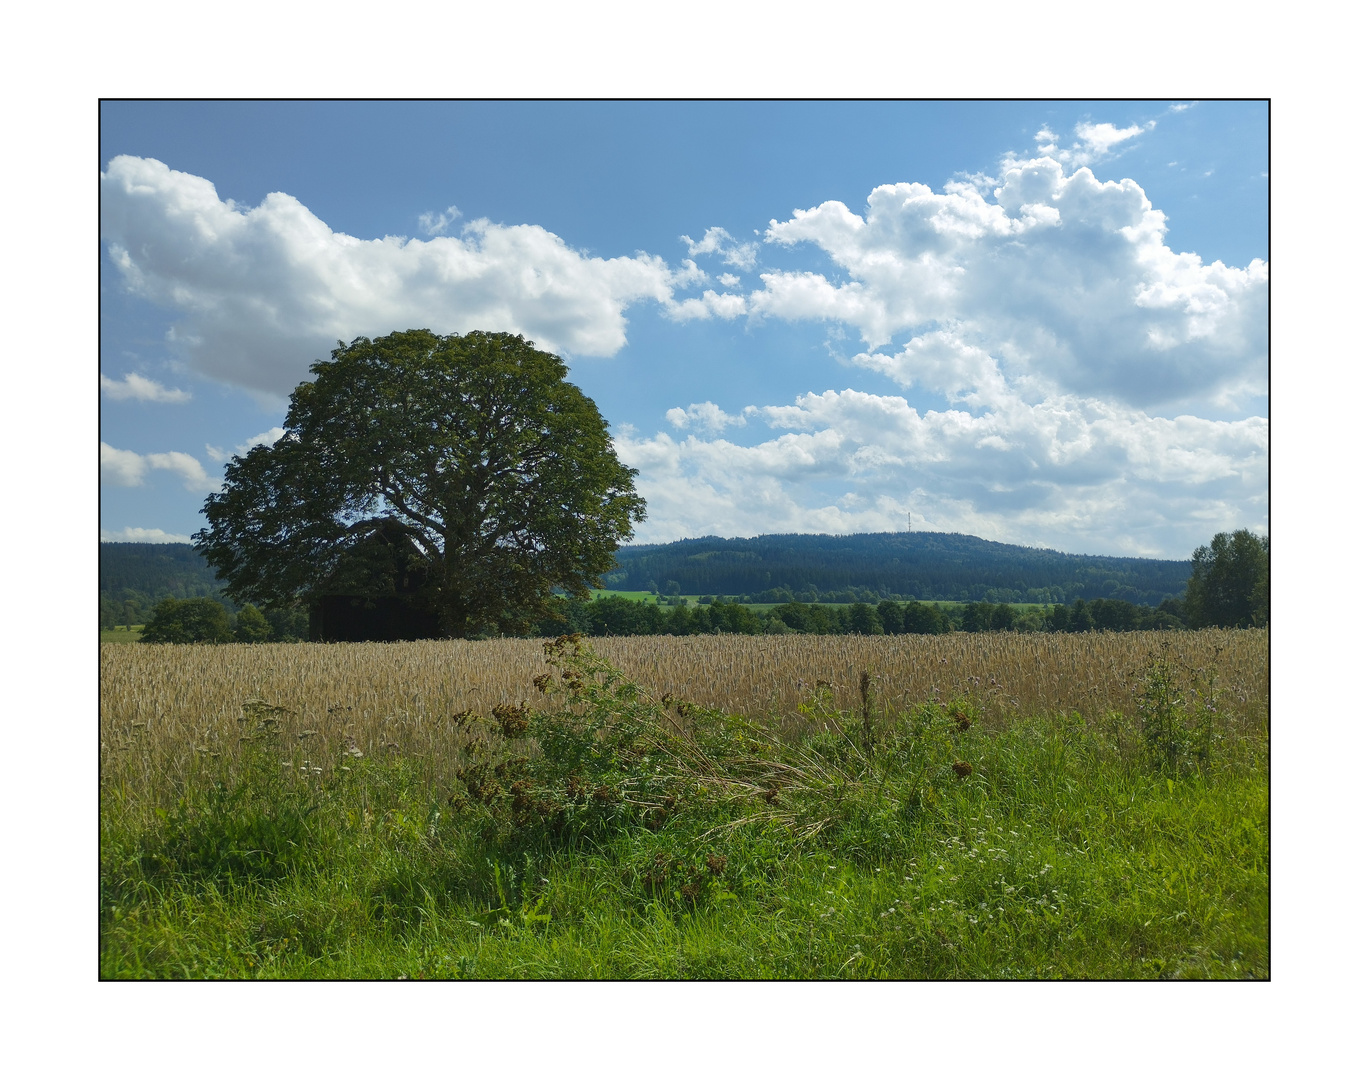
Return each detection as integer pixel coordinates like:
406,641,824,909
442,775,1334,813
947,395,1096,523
101,639,1268,980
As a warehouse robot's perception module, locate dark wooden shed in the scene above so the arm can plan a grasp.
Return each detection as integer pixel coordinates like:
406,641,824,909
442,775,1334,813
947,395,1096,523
308,520,445,642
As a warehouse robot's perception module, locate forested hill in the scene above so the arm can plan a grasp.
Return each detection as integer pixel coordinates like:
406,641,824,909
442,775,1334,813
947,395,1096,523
100,543,235,626
100,531,1191,626
605,532,1190,606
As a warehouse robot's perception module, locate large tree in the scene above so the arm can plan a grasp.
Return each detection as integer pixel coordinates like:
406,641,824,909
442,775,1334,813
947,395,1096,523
1184,529,1270,629
194,330,646,638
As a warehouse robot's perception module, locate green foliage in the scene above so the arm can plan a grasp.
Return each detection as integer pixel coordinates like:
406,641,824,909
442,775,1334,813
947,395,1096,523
265,605,311,643
904,600,951,634
1185,530,1270,629
194,330,645,639
1066,599,1095,632
1135,648,1222,777
446,635,689,848
847,602,884,635
234,604,272,643
135,701,321,883
99,542,234,628
140,596,235,644
959,602,1016,632
533,593,1193,640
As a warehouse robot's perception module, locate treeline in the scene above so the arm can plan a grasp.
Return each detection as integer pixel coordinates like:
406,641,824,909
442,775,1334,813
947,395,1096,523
99,533,1191,628
131,597,309,644
101,528,1266,642
120,593,1188,644
606,531,1191,607
536,595,1189,639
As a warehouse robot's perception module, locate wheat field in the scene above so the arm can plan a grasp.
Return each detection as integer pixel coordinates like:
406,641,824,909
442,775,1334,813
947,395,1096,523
100,629,1268,802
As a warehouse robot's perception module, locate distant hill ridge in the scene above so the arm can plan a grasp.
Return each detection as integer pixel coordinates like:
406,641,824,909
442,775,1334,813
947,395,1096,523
100,543,236,627
100,531,1191,618
604,531,1189,606
100,542,230,600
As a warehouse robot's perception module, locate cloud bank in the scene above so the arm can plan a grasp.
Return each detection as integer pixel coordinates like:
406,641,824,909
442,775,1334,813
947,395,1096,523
100,125,1267,559
619,387,1267,557
100,527,194,544
617,127,1267,557
101,156,688,396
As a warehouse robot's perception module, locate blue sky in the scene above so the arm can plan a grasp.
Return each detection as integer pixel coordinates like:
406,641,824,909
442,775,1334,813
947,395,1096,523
99,100,1268,559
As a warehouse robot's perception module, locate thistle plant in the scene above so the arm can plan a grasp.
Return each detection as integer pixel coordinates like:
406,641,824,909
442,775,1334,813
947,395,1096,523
1136,647,1221,777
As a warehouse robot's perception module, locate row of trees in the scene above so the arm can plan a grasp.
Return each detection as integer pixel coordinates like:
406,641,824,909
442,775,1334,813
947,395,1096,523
137,597,309,644
119,535,1264,644
536,595,1190,639
125,593,1193,644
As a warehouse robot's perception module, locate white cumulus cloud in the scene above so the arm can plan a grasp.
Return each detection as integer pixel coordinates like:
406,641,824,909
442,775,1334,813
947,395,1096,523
681,226,759,270
205,426,287,463
100,441,219,493
755,154,1267,413
100,527,194,543
418,205,461,236
1031,120,1155,168
100,372,191,403
664,401,748,433
101,156,689,396
664,289,748,322
619,387,1267,557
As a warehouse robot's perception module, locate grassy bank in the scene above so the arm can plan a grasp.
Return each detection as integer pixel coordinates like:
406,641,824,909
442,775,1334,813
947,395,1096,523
100,635,1268,979
100,625,145,643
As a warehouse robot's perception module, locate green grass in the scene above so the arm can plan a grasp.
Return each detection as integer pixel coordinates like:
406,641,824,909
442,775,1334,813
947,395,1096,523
100,643,1268,980
101,625,145,643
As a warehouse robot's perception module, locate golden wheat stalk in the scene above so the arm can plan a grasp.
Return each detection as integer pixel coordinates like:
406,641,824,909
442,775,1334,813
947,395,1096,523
100,629,1268,808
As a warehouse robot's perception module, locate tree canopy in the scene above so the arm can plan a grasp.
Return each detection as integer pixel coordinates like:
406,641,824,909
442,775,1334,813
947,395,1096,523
194,330,645,638
1184,529,1270,628
140,596,235,644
